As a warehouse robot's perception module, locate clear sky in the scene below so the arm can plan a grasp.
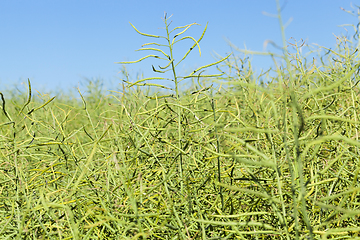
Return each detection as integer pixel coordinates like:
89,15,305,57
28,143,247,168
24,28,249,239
0,0,358,94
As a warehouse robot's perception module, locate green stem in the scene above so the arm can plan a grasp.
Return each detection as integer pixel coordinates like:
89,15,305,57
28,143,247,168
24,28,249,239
164,15,183,195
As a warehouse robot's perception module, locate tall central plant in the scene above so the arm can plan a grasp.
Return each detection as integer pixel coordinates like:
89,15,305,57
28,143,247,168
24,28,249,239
116,13,230,194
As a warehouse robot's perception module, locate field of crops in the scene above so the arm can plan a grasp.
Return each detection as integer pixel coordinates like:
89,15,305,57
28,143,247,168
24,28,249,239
1,6,360,240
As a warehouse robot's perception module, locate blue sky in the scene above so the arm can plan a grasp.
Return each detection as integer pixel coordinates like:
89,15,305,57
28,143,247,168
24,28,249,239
0,0,358,94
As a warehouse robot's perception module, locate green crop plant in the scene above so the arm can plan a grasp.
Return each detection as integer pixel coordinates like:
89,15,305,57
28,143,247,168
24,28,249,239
116,13,230,200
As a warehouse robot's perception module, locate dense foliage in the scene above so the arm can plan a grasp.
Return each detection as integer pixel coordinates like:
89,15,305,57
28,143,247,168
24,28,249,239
1,5,360,239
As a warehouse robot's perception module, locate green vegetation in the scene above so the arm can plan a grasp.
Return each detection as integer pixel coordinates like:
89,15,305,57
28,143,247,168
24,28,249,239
1,2,360,239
